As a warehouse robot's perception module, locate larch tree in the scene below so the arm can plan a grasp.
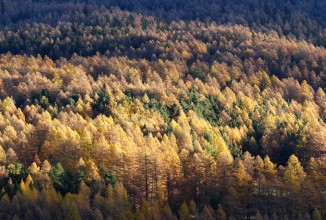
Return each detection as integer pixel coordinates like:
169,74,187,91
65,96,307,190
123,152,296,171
312,208,322,220
202,205,215,220
0,145,6,165
254,155,265,195
263,156,277,195
232,160,253,219
255,211,263,220
284,155,307,219
38,160,53,190
284,155,306,193
111,183,132,219
6,148,18,164
179,202,190,220
140,200,152,220
216,204,227,220
216,151,233,199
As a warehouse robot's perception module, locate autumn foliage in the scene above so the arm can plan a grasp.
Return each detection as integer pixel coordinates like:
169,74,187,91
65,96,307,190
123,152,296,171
0,0,325,219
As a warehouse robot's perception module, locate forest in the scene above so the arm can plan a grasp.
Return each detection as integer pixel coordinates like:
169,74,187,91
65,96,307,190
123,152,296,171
0,0,325,219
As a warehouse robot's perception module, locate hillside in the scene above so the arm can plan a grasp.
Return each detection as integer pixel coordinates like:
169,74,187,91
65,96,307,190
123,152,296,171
0,1,325,219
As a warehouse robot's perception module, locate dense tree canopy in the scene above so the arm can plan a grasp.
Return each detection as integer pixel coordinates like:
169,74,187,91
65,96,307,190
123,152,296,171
0,0,324,219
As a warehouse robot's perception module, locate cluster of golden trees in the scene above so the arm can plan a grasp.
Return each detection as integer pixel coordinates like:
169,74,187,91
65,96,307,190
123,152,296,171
0,145,324,219
0,7,325,89
0,49,324,218
0,0,325,47
0,1,324,219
